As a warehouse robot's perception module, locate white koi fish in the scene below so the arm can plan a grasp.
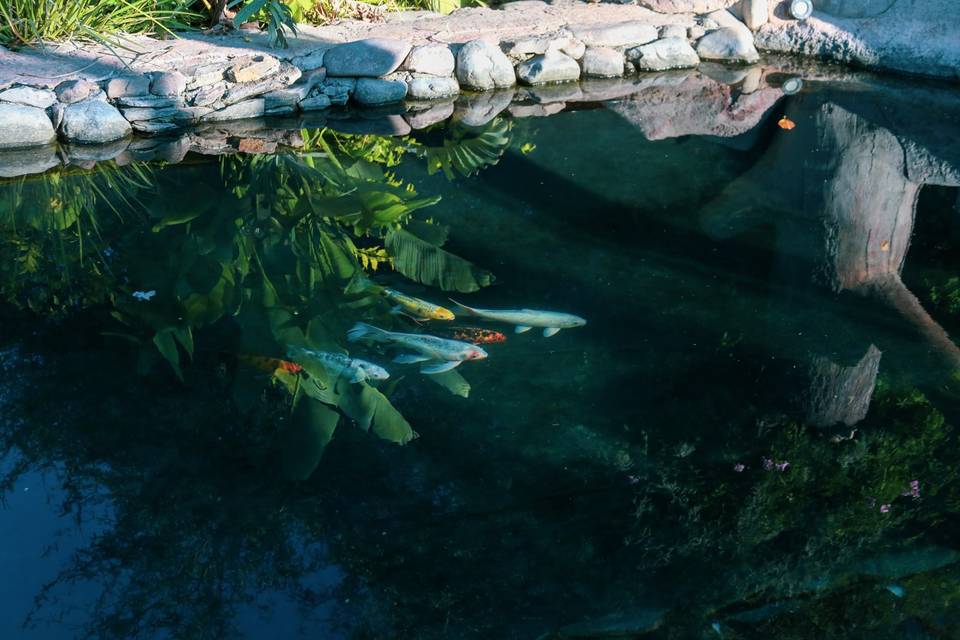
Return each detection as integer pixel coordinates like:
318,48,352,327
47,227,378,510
288,347,390,384
449,300,586,337
346,322,487,375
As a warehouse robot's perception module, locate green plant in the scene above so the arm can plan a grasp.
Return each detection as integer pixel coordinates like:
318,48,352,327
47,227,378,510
0,0,199,47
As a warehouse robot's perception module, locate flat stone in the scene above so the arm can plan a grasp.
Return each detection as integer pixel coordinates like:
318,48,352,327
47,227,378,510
300,94,333,111
741,0,768,30
226,56,281,84
456,39,516,90
637,0,737,11
55,79,99,104
150,71,187,97
201,99,266,122
324,38,412,77
0,145,59,177
581,47,626,78
354,78,408,105
629,37,700,70
0,103,56,148
401,44,455,76
222,63,301,106
290,48,326,71
406,75,459,100
262,88,303,110
115,95,181,108
185,63,228,90
190,83,227,107
501,32,585,61
453,89,514,126
404,101,455,129
517,52,581,85
61,99,131,144
120,105,212,123
660,24,689,40
0,85,56,109
696,27,759,63
568,21,658,48
131,120,182,135
105,75,151,99
320,78,356,105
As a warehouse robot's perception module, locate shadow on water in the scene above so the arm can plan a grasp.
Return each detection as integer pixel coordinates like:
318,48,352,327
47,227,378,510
2,63,960,639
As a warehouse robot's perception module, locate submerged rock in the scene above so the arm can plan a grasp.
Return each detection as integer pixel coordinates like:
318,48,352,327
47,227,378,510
517,52,580,85
324,38,412,77
354,78,408,105
580,47,626,78
0,103,56,148
0,85,56,109
630,37,700,71
696,27,760,63
406,75,460,100
456,39,516,90
61,99,131,144
401,44,455,76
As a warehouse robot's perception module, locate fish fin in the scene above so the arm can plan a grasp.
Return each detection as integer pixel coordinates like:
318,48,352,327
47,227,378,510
448,298,478,316
348,370,365,384
543,327,561,337
420,360,462,375
388,305,404,315
515,325,533,334
347,322,389,343
394,354,431,364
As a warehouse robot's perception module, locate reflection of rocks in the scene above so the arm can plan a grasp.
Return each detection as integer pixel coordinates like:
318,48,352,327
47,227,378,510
453,89,515,126
0,144,58,177
404,101,455,129
609,70,782,139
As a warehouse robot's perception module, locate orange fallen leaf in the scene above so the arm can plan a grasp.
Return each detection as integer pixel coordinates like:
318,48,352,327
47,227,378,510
880,240,890,252
778,116,796,130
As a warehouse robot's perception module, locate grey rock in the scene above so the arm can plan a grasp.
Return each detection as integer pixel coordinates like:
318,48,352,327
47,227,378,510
105,75,152,99
456,39,516,90
660,24,689,40
61,99,131,144
404,101,455,129
402,44,455,76
115,95,181,108
55,79,100,104
320,77,357,105
131,120,182,135
406,75,460,100
285,67,328,101
300,94,333,111
637,0,737,11
0,85,56,109
354,78,408,105
222,63,301,106
688,25,707,40
201,99,266,123
324,38,412,77
0,103,56,148
47,103,64,131
501,32,585,61
262,88,304,111
453,89,515,126
0,145,59,177
120,106,212,123
150,71,187,97
185,63,228,90
581,47,626,78
741,0,768,30
190,83,227,107
695,27,760,63
568,21,658,48
517,82,583,104
629,37,700,70
226,56,280,84
517,52,580,85
290,48,326,71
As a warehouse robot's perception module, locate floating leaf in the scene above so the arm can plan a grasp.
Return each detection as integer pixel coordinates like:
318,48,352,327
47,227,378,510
778,116,796,130
427,370,471,398
279,399,339,481
152,330,183,382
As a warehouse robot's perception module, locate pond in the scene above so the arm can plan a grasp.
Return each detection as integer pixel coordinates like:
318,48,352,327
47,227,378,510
2,65,960,639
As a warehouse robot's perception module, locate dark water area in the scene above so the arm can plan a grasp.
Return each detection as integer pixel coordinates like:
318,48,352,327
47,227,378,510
2,66,960,639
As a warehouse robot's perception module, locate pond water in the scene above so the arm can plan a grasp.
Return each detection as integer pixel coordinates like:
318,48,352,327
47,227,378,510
2,66,960,639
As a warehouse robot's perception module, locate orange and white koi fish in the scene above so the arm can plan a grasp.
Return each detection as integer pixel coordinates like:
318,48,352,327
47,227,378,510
442,327,507,345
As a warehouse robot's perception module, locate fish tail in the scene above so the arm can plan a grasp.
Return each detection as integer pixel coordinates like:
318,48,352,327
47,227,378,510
347,322,391,343
448,298,478,316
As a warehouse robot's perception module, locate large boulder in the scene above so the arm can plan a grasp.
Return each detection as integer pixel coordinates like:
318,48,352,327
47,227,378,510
324,38,412,77
696,27,760,63
55,79,100,104
456,40,516,90
637,0,738,12
401,44,456,76
406,75,460,100
0,103,56,148
517,52,581,85
629,37,701,71
61,99,132,144
581,47,626,78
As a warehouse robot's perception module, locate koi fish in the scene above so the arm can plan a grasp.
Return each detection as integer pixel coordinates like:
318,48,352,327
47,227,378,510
287,347,389,384
449,299,586,337
236,354,303,375
347,322,486,375
383,288,455,321
442,327,507,345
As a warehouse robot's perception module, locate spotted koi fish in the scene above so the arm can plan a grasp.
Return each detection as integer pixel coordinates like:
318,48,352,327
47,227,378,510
236,354,303,375
442,327,507,345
